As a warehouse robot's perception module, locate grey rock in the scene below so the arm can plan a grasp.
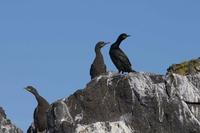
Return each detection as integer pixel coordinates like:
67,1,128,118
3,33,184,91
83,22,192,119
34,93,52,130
0,107,23,133
46,71,200,133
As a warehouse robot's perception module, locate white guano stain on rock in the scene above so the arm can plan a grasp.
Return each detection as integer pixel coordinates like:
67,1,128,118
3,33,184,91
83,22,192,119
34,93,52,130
53,98,74,124
172,74,200,102
75,111,83,122
75,121,134,133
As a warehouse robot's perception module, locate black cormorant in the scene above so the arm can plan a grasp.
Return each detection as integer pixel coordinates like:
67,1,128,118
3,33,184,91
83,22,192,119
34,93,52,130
109,33,136,74
90,41,110,79
24,86,50,133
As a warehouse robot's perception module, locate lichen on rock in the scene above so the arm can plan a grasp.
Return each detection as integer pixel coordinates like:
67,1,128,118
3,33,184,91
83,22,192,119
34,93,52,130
166,57,200,75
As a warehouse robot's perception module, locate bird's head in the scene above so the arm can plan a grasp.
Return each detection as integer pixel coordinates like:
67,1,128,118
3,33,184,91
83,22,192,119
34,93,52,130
118,33,131,41
95,41,110,50
24,86,38,95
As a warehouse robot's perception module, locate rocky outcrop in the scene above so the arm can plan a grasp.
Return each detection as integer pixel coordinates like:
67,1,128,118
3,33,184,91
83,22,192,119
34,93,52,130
166,57,200,75
46,71,200,133
0,107,23,133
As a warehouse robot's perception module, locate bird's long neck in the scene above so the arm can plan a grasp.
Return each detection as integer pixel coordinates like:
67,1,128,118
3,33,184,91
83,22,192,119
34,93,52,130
34,92,49,106
95,49,104,63
111,38,123,49
115,37,123,46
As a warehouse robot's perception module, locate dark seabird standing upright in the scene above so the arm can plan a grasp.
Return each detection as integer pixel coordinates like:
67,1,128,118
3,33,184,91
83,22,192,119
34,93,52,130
90,41,110,79
109,33,136,74
24,86,50,133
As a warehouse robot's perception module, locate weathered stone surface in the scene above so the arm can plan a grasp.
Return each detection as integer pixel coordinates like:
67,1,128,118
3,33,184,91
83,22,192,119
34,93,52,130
0,107,23,133
166,57,200,75
46,71,200,133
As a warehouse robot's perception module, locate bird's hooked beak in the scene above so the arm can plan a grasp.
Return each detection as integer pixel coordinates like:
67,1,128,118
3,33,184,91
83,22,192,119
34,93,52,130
101,42,110,47
123,35,131,39
24,87,31,91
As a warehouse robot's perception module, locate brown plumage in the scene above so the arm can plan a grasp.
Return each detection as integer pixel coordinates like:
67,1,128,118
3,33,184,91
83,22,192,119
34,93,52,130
109,33,136,74
24,86,50,133
90,41,110,79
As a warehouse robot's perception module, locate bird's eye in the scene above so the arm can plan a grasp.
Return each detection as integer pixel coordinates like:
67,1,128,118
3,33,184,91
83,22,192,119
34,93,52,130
123,36,126,38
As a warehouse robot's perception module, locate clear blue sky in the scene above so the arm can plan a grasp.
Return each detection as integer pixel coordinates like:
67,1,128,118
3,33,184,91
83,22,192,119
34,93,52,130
1,1,199,132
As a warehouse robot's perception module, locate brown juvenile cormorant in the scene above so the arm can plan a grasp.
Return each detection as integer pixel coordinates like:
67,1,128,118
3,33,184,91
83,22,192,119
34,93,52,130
90,41,110,79
24,86,50,133
109,33,136,74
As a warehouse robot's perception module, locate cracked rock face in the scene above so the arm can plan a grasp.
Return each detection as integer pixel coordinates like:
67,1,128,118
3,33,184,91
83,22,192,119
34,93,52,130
0,107,23,133
45,71,200,133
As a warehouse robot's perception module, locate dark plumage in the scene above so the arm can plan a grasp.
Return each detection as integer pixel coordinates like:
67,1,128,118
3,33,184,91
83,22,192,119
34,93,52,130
109,33,136,74
90,41,110,79
24,86,50,133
